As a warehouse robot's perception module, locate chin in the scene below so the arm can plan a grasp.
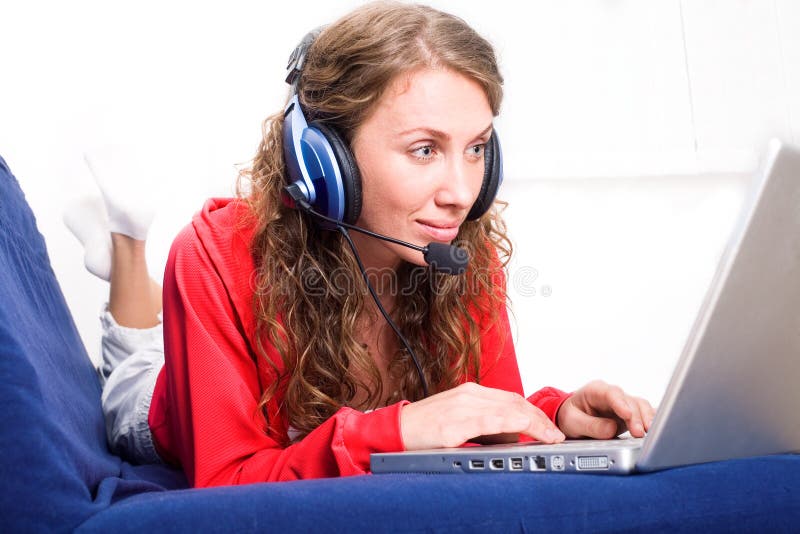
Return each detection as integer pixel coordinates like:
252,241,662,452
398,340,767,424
398,249,428,269
380,239,423,269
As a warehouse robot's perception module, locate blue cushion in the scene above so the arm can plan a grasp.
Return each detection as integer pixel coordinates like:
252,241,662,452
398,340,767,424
77,455,800,533
0,156,186,533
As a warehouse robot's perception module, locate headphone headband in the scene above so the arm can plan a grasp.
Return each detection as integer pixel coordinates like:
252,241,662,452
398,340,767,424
285,27,325,87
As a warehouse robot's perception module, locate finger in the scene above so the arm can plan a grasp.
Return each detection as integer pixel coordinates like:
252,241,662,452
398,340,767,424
624,398,646,438
427,411,517,448
518,407,565,444
451,403,534,445
606,386,635,421
468,395,563,444
420,385,521,424
636,398,656,431
498,402,565,444
439,385,565,445
560,408,618,439
581,381,631,420
406,387,527,448
462,386,564,442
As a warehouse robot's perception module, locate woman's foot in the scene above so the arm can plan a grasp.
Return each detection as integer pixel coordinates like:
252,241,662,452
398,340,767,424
63,196,113,281
64,146,159,282
84,148,156,241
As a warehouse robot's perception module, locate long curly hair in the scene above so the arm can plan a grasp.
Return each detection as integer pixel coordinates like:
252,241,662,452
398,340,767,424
239,1,512,441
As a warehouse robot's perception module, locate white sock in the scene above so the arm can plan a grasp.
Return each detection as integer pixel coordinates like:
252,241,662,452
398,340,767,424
63,196,112,281
84,148,155,241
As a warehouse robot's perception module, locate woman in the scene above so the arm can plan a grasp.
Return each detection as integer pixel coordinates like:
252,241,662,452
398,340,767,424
69,1,654,488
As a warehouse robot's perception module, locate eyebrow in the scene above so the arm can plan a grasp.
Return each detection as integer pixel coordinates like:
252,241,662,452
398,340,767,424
398,123,494,141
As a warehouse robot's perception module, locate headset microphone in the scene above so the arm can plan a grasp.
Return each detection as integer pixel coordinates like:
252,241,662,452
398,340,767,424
423,243,468,275
284,183,470,275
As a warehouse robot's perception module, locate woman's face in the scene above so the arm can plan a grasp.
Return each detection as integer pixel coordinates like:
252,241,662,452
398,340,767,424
350,67,494,272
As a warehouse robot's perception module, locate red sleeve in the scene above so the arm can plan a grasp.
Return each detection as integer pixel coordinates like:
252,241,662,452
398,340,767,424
159,223,407,487
475,265,571,424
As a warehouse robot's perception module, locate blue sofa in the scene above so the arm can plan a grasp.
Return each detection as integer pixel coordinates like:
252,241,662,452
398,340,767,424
1,154,798,533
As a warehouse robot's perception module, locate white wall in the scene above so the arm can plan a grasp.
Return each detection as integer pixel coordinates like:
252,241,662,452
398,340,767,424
1,1,797,405
503,173,751,402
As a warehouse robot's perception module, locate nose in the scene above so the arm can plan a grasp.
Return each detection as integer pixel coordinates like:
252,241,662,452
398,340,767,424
434,155,480,211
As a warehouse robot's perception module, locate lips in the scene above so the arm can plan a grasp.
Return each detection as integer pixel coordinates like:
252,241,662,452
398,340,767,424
417,219,461,242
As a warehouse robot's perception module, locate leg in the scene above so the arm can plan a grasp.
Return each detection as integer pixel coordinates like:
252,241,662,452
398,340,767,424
68,148,165,463
99,312,164,464
108,233,162,329
65,147,161,325
98,236,165,465
97,233,163,386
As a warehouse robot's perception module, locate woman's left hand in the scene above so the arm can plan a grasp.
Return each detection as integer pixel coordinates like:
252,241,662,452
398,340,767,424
556,380,656,439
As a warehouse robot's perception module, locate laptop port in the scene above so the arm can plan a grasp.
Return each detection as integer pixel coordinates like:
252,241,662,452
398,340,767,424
576,455,610,470
490,458,504,470
551,455,565,471
510,457,524,471
531,455,546,471
469,459,485,470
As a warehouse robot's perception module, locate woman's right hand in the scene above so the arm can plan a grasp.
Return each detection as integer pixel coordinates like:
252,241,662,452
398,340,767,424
399,382,566,450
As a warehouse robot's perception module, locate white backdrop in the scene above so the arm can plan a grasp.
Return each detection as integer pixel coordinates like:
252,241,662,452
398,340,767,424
1,1,798,405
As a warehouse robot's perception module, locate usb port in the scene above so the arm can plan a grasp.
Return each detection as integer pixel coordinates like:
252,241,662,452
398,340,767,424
510,457,523,471
469,459,485,470
490,458,504,470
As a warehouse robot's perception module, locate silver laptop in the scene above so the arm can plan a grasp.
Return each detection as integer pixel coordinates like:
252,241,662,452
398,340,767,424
372,139,800,475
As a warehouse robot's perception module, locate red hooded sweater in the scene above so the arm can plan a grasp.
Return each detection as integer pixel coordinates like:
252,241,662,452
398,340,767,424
148,198,569,487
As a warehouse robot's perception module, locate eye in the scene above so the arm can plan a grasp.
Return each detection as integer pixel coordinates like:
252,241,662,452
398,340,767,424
411,145,436,160
468,144,485,159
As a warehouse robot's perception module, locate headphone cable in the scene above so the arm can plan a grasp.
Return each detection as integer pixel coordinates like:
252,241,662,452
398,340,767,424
337,225,430,399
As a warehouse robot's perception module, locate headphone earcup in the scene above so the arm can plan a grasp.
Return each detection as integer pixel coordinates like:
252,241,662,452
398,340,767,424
467,130,503,221
308,121,362,225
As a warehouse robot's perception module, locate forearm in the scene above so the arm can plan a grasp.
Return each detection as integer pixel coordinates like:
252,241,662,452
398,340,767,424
193,403,407,486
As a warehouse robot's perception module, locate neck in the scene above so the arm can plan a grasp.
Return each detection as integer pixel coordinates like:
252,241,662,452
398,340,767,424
348,231,402,293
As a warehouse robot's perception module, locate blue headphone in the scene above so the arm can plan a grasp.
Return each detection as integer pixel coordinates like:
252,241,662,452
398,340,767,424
282,30,504,226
